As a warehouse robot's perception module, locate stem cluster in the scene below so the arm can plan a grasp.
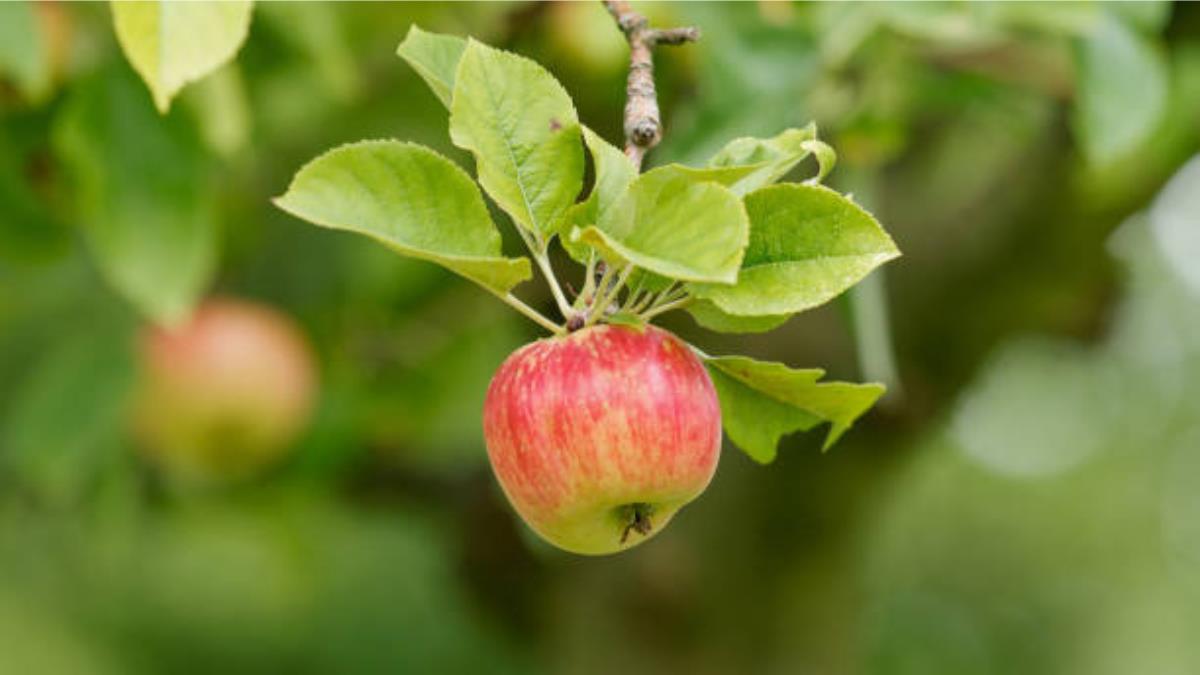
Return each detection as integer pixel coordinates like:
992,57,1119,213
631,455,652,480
497,248,693,335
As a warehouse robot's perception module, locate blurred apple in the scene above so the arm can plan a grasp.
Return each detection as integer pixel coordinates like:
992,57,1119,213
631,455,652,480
483,324,721,555
546,1,629,78
133,298,316,483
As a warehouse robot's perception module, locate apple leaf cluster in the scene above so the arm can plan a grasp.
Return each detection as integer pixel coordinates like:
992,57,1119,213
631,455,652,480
275,27,900,461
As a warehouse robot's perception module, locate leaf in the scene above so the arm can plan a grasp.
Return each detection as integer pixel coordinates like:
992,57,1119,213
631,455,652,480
709,125,816,167
53,67,218,325
705,355,884,461
605,311,647,331
1072,12,1168,166
690,183,898,316
449,39,584,242
565,142,751,278
396,25,466,108
561,126,636,262
0,1,51,102
274,140,532,295
707,125,837,195
801,139,837,184
687,300,789,334
574,165,749,283
111,0,254,113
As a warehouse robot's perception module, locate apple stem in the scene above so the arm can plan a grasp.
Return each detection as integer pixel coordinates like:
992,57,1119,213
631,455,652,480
620,502,655,544
640,294,692,321
489,289,564,334
533,248,574,320
584,263,633,328
573,252,599,313
512,224,573,326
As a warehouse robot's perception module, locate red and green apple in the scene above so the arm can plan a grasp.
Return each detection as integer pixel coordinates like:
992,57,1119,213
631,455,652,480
133,298,317,483
484,324,721,555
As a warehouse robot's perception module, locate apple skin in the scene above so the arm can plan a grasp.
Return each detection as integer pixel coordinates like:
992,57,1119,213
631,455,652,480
133,298,316,483
483,324,721,555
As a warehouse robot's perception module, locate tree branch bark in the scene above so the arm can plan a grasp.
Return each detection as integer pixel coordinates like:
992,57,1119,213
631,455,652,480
602,0,699,169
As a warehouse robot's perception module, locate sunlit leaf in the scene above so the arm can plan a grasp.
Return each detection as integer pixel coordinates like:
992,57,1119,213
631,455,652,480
449,39,583,242
690,183,898,316
707,125,836,194
111,0,254,113
575,165,748,283
396,25,466,108
561,126,635,262
274,140,531,295
687,300,789,334
705,355,884,461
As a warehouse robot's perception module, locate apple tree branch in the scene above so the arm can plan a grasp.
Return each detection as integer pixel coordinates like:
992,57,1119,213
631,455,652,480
602,0,700,169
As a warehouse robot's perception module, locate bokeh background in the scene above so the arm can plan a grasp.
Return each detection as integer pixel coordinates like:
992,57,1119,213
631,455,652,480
3,2,1200,673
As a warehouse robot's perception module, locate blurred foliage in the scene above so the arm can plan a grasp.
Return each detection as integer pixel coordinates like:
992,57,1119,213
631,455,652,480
1,2,1198,673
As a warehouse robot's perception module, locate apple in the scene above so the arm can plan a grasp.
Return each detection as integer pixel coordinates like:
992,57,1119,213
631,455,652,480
133,298,316,483
483,324,721,555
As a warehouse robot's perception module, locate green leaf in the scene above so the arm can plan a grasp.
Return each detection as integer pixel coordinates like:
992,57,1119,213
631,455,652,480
1072,12,1168,166
111,0,254,113
707,125,837,195
449,39,584,242
802,139,837,184
561,126,636,262
687,300,789,334
606,311,647,331
690,183,898,316
396,25,466,108
0,1,51,103
53,68,218,325
274,140,532,295
705,355,884,461
564,139,751,280
574,165,749,283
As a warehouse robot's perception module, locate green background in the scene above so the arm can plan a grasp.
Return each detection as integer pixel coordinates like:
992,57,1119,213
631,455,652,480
2,2,1200,673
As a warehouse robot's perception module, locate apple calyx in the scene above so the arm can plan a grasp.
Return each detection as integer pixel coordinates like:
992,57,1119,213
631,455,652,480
619,503,655,544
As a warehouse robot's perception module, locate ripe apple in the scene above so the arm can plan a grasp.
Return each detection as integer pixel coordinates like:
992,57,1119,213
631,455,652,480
133,298,316,483
483,324,721,555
